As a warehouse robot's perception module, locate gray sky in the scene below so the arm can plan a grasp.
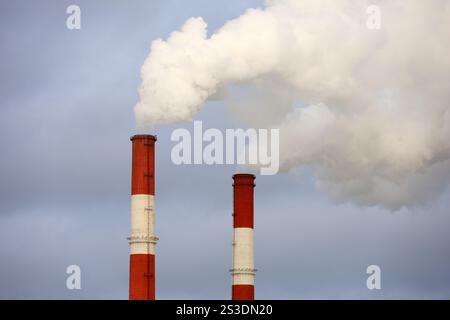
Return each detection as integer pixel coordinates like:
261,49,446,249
0,0,449,299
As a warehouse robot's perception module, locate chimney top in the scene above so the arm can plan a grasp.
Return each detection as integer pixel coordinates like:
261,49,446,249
130,134,157,141
233,173,256,179
232,173,256,186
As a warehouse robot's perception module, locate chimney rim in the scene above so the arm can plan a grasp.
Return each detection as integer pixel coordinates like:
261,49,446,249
232,173,256,179
130,134,157,141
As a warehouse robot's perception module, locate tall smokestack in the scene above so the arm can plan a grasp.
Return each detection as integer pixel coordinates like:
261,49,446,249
231,174,256,300
129,134,157,300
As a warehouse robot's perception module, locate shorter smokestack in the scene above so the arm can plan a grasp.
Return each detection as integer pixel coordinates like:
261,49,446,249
231,174,256,300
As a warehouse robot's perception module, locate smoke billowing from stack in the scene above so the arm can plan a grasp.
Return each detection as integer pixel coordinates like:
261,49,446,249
129,135,157,300
231,174,256,300
135,0,450,210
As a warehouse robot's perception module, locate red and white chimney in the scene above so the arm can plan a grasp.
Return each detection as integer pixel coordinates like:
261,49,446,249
231,174,256,300
129,134,157,300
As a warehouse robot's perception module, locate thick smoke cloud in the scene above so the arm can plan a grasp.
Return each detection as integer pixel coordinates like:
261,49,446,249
135,0,450,209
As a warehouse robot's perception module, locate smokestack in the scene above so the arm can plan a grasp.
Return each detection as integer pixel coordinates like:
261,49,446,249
128,134,157,300
231,174,256,300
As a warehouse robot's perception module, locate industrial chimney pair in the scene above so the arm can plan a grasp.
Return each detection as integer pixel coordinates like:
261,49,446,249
128,135,256,300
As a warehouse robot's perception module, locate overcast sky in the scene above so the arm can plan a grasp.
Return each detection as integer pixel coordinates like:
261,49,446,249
0,0,449,299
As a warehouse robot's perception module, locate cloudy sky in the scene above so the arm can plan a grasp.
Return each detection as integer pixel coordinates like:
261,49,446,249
0,0,449,299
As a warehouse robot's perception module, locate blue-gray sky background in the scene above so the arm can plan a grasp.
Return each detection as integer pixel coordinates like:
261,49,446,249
0,0,449,299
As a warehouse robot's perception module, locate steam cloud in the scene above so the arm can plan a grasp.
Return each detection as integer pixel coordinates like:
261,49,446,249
135,0,450,210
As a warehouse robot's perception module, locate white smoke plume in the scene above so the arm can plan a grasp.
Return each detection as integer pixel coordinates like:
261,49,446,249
135,0,450,210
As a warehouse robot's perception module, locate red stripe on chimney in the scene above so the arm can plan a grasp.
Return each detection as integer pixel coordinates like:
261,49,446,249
233,174,255,228
129,254,155,300
131,135,156,196
232,284,255,300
